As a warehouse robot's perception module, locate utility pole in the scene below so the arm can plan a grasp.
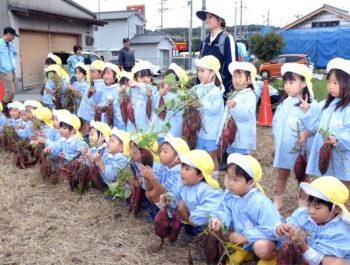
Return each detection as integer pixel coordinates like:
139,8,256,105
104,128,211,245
159,0,168,30
200,0,206,40
234,1,237,39
240,0,243,36
188,0,193,69
267,11,270,26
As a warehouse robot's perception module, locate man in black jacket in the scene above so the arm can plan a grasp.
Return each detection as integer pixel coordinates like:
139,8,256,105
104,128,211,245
118,38,135,72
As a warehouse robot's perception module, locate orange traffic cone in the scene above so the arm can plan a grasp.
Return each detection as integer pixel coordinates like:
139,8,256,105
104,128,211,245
0,80,4,102
257,79,273,127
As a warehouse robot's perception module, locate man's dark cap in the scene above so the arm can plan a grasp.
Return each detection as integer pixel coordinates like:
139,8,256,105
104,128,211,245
4,26,19,37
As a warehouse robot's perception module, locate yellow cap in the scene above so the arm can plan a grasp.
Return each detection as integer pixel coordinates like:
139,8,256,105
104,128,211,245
75,62,91,84
195,55,222,84
300,176,350,221
169,63,189,87
90,120,111,141
89,60,104,71
111,128,131,155
227,153,264,193
46,64,70,81
164,133,190,155
103,62,121,77
180,150,219,189
59,112,82,139
47,53,62,66
32,107,53,127
281,63,314,98
24,100,42,109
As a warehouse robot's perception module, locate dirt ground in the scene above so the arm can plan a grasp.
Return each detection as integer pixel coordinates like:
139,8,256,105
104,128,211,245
0,127,300,265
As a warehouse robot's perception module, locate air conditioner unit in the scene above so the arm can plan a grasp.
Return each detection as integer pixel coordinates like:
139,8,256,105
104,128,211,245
85,35,94,46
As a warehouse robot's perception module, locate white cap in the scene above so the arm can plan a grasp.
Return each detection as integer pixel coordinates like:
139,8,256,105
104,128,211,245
327,57,350,75
228,61,257,85
24,100,42,109
132,60,152,74
8,101,25,111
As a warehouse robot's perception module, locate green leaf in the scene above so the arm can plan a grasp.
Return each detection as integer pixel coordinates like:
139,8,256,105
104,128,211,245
154,105,166,115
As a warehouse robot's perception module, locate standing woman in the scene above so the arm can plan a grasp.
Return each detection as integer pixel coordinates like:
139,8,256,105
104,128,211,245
196,8,237,98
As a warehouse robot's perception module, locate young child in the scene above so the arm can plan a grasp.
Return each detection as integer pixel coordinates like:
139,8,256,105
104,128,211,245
7,101,25,128
276,176,350,265
272,63,319,210
0,103,7,133
86,120,111,154
30,107,57,146
90,128,129,186
306,58,350,193
151,63,188,142
43,64,69,109
44,112,87,163
160,149,223,229
67,62,90,116
210,153,281,265
17,100,42,140
218,61,257,157
139,133,190,204
77,60,105,127
192,55,224,176
128,61,158,132
97,62,124,128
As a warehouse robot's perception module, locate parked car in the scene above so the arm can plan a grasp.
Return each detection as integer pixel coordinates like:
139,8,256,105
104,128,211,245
53,51,100,66
259,54,314,79
109,59,161,76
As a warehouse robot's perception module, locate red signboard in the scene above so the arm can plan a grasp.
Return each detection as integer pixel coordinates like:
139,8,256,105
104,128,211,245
127,5,145,16
175,42,188,51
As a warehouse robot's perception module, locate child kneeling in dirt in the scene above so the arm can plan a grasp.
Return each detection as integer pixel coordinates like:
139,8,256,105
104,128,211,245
30,107,56,145
210,153,281,265
85,127,129,187
44,112,87,162
160,149,223,235
140,133,190,205
7,101,25,128
0,103,8,133
276,176,350,265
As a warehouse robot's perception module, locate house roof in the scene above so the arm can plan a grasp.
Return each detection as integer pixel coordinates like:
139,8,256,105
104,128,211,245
9,0,107,26
97,10,145,22
283,4,350,29
130,33,175,45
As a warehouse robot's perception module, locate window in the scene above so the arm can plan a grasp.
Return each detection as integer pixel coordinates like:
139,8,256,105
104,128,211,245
312,21,339,28
111,51,119,57
136,25,144,34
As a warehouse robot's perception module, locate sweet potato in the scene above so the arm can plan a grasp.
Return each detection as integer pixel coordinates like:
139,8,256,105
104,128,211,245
154,208,171,251
141,148,154,167
182,106,203,150
120,97,129,125
318,142,332,175
168,212,181,244
294,149,307,184
106,103,114,126
277,242,303,265
146,96,152,120
129,186,144,216
90,163,101,189
217,117,237,161
127,100,136,125
205,233,220,264
94,108,102,122
158,96,166,120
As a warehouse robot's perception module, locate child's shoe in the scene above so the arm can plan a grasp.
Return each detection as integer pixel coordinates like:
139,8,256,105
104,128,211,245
257,257,277,265
228,249,254,265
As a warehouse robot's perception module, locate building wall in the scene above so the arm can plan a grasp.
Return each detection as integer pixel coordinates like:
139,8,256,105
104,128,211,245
9,0,95,20
133,44,158,64
293,11,350,29
0,0,10,28
157,39,173,69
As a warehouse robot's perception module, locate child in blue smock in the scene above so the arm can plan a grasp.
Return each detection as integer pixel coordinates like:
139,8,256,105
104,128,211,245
77,60,105,127
273,63,319,210
0,103,7,133
276,176,350,265
210,153,281,265
67,62,90,128
151,63,187,142
7,101,25,128
44,112,87,163
139,133,190,205
29,107,57,147
160,149,223,229
88,128,129,186
192,55,224,177
306,58,350,192
97,62,124,129
218,61,257,157
43,64,69,109
17,100,42,140
127,61,158,132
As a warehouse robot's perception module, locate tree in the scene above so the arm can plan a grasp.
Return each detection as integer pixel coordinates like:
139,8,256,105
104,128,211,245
251,32,285,61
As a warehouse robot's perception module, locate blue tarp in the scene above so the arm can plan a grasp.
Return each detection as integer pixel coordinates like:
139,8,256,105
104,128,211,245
279,27,350,68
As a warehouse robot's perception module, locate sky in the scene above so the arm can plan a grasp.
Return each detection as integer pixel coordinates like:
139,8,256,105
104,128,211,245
73,0,350,30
